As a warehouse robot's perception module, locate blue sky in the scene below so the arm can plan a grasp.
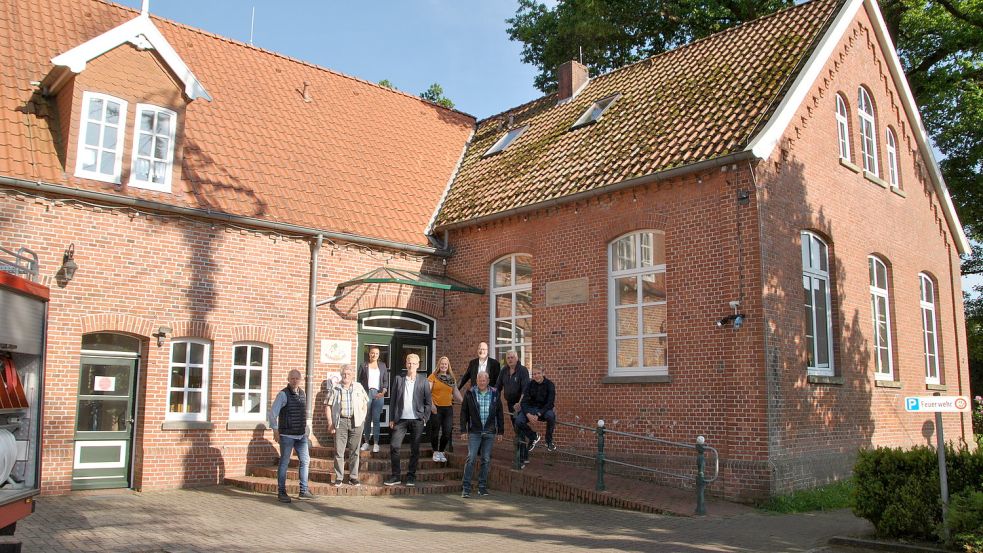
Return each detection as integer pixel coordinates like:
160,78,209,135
115,0,543,119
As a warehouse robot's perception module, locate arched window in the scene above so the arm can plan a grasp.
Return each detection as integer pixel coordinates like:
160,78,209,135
608,231,667,375
858,87,879,175
835,94,851,161
868,256,893,380
490,254,533,364
229,343,269,421
919,274,940,384
886,128,900,188
801,232,833,375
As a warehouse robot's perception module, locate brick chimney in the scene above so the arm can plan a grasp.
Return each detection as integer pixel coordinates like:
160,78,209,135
557,60,588,101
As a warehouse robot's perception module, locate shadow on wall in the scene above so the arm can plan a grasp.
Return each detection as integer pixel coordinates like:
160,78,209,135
179,429,225,487
246,424,276,472
759,151,875,493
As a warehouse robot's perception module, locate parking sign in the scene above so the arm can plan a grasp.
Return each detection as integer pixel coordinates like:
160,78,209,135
903,396,970,412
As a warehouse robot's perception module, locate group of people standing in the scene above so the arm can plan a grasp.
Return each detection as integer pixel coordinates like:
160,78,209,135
267,342,557,503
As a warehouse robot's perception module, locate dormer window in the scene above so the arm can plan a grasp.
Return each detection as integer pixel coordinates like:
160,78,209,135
129,104,177,191
75,92,127,183
484,126,527,156
572,93,620,129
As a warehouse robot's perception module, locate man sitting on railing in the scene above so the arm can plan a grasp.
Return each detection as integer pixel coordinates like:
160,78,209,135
515,367,557,453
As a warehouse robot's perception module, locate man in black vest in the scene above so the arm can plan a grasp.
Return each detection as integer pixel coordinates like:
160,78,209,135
458,341,501,392
384,353,431,487
269,369,315,503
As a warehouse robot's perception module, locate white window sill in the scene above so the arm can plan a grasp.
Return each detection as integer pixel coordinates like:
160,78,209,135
161,420,213,430
807,374,844,385
227,421,269,431
925,383,946,392
874,379,901,388
602,374,671,384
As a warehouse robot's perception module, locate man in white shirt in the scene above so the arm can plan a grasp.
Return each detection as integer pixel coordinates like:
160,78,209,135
458,342,502,392
384,353,431,487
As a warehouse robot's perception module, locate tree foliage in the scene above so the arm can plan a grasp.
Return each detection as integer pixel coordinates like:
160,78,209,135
378,79,396,90
880,0,982,275
419,83,455,109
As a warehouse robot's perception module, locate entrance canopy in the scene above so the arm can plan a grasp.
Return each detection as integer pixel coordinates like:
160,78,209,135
321,267,483,306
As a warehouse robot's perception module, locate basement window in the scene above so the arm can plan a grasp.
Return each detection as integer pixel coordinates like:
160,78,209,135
484,126,527,156
572,93,621,129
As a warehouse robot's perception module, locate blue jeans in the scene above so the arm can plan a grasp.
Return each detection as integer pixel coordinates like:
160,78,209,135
363,391,385,445
462,431,495,493
278,434,310,494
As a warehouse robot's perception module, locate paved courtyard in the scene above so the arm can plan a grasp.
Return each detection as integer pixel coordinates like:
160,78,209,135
17,486,873,552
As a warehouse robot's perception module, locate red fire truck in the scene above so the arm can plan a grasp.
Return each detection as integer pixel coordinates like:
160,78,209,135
0,245,46,541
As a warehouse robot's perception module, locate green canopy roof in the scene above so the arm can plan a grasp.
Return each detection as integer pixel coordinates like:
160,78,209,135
335,267,483,294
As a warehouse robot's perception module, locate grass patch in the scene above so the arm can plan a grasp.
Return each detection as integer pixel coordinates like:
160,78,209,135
757,479,854,513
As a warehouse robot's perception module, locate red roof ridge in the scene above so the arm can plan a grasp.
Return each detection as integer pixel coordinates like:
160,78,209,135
98,0,476,120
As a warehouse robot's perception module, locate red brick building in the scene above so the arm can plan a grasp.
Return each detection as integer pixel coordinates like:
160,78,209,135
0,0,972,500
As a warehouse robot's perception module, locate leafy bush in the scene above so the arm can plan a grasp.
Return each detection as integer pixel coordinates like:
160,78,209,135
853,445,983,541
973,396,983,438
948,490,983,552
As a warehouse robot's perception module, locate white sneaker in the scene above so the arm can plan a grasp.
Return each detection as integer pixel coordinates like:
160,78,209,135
432,452,441,462
439,452,448,462
360,443,370,451
372,444,380,453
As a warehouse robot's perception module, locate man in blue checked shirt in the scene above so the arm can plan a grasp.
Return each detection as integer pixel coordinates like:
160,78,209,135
459,371,505,498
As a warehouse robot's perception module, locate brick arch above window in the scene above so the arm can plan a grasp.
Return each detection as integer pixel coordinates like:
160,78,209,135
231,325,276,345
342,291,442,320
485,239,535,264
599,213,669,244
79,313,154,338
170,320,218,341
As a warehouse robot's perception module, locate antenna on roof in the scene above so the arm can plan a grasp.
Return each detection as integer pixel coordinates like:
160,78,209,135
249,7,256,46
140,0,150,17
579,46,583,64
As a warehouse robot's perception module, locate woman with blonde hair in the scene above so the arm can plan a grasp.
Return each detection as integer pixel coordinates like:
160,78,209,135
428,356,462,462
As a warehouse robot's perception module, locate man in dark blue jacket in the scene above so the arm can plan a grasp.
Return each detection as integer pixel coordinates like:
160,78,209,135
459,371,504,498
516,366,557,453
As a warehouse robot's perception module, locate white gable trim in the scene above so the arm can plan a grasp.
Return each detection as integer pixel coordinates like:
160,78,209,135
745,0,969,254
50,13,211,101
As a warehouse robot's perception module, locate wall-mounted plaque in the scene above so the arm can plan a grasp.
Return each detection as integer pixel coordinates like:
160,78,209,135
545,277,589,306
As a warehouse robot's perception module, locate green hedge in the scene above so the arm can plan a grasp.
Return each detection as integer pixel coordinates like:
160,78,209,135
852,445,983,541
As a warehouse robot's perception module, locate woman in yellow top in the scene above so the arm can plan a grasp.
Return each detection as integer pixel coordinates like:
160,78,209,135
428,356,462,463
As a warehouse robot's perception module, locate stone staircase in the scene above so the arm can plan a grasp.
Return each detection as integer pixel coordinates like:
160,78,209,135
225,444,464,497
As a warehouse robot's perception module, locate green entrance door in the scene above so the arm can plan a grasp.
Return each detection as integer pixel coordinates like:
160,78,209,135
357,310,435,442
72,334,140,490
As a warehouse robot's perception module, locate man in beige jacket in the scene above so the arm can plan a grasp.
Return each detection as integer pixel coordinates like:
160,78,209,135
326,365,370,486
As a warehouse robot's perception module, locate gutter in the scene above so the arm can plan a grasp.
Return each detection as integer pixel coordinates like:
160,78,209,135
0,175,449,257
305,234,322,407
434,150,756,232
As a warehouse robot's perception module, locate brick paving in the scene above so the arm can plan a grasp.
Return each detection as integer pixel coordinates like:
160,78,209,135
17,486,873,552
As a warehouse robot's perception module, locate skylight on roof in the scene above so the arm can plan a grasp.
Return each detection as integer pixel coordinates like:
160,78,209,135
484,126,528,156
572,93,621,129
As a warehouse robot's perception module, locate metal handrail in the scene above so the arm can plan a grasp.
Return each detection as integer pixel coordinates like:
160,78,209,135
516,417,720,515
0,246,39,281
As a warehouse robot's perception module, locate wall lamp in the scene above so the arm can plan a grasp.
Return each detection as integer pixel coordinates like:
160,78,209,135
154,326,172,347
716,300,745,329
59,243,78,283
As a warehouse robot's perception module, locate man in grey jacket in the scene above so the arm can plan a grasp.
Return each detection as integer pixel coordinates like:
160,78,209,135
326,365,369,487
384,353,431,487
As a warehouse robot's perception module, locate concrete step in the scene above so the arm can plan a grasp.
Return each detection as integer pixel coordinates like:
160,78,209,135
289,456,455,472
250,466,462,485
225,475,463,497
308,444,441,459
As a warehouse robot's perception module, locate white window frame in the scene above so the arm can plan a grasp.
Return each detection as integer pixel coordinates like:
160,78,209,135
75,91,128,183
229,342,269,421
128,104,177,192
166,338,211,421
484,126,527,156
919,273,940,385
362,315,431,335
835,94,851,161
489,254,533,365
868,256,893,381
572,93,621,129
886,128,900,189
858,87,879,175
801,231,834,376
607,230,668,376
